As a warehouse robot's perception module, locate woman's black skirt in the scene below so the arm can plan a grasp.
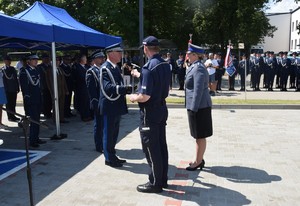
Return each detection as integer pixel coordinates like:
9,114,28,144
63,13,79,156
187,107,213,139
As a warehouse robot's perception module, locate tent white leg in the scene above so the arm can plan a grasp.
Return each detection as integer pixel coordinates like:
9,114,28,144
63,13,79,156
51,42,60,136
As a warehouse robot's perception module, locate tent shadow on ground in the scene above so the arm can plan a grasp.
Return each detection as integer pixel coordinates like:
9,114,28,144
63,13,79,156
204,166,282,184
0,108,140,205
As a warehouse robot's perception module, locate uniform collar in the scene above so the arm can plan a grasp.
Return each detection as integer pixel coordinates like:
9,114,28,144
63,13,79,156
107,59,117,68
93,64,101,69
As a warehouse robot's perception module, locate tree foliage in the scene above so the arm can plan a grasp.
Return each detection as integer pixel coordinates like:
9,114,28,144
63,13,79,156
0,0,280,52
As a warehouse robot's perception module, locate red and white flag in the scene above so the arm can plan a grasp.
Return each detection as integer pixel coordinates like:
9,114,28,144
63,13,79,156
224,45,232,68
224,45,236,77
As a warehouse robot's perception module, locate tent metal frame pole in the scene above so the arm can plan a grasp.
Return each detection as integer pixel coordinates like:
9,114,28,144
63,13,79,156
51,42,60,135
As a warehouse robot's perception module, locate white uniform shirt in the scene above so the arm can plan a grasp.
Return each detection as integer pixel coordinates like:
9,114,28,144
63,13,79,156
205,59,219,75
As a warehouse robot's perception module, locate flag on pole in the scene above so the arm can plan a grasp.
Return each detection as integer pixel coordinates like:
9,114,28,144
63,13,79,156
224,45,236,77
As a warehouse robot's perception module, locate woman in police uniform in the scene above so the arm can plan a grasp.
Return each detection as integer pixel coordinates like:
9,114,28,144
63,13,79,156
185,43,213,171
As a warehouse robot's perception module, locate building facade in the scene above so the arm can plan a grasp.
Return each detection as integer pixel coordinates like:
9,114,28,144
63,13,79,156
264,7,300,53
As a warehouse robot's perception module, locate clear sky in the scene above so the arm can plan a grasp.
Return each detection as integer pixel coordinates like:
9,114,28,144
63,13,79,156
265,0,299,13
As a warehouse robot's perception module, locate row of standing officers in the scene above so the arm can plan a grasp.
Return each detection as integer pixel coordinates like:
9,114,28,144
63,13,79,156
217,51,300,92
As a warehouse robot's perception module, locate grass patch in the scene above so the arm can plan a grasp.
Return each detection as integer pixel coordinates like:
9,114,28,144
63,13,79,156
127,97,300,105
165,97,300,105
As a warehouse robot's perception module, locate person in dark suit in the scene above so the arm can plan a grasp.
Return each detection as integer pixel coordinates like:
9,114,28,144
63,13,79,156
73,54,93,121
176,52,186,90
184,43,213,171
2,55,20,121
45,56,69,123
129,36,171,193
19,54,46,148
0,67,7,129
98,43,128,168
37,53,52,119
61,55,75,118
86,50,106,153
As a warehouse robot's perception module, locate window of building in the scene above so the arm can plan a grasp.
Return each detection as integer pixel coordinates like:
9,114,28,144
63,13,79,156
295,39,298,50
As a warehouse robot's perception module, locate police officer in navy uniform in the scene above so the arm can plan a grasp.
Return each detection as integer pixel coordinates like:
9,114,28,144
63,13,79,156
295,53,300,91
228,53,238,91
2,55,20,121
251,51,264,91
86,50,105,153
19,54,46,148
238,54,249,91
99,43,128,167
265,51,278,91
275,51,283,89
129,36,171,193
279,52,291,91
290,52,297,89
216,52,225,91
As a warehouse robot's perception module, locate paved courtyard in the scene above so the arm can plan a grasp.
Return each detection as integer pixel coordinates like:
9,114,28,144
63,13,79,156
0,105,299,205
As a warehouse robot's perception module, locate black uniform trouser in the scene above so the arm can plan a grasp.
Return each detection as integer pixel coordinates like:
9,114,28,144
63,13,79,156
28,103,41,145
64,93,72,116
280,68,289,90
215,70,223,90
252,68,261,90
139,105,168,187
296,70,300,90
42,88,52,117
102,114,121,162
5,91,17,119
240,70,245,89
228,74,236,90
289,67,296,87
267,69,276,89
94,111,103,152
276,69,282,88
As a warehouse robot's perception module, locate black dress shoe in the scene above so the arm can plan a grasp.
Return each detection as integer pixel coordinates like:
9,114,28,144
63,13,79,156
105,161,123,168
50,135,64,140
8,117,21,122
186,159,205,171
137,182,162,193
116,157,126,163
162,182,168,189
30,143,40,148
96,148,103,153
37,139,47,144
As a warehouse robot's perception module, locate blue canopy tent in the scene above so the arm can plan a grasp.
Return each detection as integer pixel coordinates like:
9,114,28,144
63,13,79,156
0,12,53,48
1,1,121,136
13,1,121,48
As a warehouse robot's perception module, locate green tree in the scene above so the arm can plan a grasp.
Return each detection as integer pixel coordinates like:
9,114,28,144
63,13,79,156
192,0,277,54
0,0,281,51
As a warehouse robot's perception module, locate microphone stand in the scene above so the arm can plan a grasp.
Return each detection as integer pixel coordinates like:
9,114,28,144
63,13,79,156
2,106,49,206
